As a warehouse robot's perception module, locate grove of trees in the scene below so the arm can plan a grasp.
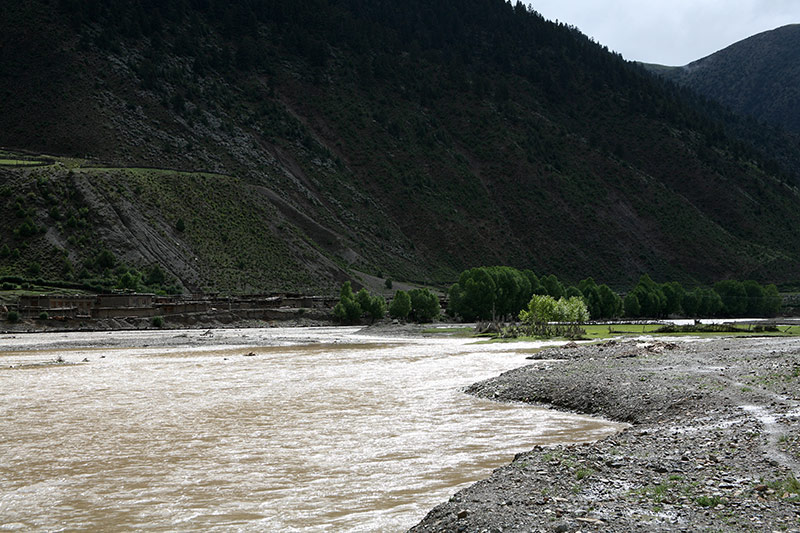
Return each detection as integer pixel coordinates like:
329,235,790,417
332,270,782,326
447,266,622,321
622,275,781,319
333,281,386,324
447,267,782,322
334,283,440,324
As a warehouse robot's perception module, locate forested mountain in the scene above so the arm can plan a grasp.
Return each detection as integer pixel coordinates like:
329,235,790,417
647,25,800,135
1,0,800,295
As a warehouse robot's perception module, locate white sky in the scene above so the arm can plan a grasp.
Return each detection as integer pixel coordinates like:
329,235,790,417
527,0,799,65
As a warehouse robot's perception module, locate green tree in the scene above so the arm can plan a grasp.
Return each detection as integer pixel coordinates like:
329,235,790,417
145,264,167,286
366,295,387,321
389,290,412,319
489,266,532,318
356,288,386,322
521,294,589,323
661,281,685,316
742,280,765,316
682,288,701,317
524,269,544,295
698,288,723,317
623,292,641,317
762,284,782,317
553,296,590,322
333,281,362,323
409,288,440,322
597,284,622,318
631,275,666,317
520,294,558,324
714,280,747,316
449,268,496,320
565,286,583,299
579,277,602,318
542,274,565,299
95,249,116,270
117,271,142,291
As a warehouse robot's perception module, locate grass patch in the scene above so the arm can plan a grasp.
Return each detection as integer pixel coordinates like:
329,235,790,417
421,327,474,336
767,476,800,502
482,323,800,343
695,495,722,507
0,159,45,166
0,285,88,306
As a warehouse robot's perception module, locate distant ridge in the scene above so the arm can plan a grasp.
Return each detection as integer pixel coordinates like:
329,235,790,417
647,24,800,134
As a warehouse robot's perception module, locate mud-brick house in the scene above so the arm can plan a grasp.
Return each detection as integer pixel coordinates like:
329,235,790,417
18,293,158,318
92,293,156,318
18,295,96,318
154,297,210,315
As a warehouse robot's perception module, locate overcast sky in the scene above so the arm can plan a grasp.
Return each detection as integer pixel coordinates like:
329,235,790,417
527,1,799,65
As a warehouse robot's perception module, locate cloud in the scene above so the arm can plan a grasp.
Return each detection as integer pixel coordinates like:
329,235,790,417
528,0,799,65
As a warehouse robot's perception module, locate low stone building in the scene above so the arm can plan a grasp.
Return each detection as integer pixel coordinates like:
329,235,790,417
18,295,96,317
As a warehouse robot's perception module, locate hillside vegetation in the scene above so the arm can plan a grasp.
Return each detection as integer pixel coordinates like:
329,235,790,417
2,0,800,294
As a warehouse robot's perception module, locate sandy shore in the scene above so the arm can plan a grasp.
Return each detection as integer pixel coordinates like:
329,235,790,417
410,336,800,532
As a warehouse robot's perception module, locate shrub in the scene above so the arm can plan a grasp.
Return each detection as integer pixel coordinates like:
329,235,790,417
145,264,167,286
6,310,20,323
384,278,393,289
151,316,164,328
520,294,558,323
38,311,49,320
520,295,589,324
95,250,116,270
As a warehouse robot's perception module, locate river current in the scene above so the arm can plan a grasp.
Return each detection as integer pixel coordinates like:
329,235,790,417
0,327,623,531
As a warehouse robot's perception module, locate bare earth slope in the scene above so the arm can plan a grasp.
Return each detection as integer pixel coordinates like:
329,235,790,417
411,338,800,532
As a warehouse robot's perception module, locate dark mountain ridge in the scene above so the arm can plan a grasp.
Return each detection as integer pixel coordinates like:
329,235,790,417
1,0,800,294
647,24,800,135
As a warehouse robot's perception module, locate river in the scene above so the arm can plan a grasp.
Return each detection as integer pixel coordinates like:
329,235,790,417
0,327,624,531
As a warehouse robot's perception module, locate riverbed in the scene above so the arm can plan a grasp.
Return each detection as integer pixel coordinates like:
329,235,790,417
411,337,800,532
0,327,624,531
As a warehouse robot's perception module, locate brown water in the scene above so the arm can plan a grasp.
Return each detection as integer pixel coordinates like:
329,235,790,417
0,327,624,531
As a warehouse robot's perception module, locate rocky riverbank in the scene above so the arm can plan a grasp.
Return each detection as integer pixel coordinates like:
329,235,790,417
410,337,800,532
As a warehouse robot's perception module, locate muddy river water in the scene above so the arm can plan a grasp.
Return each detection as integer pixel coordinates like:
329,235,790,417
0,327,624,531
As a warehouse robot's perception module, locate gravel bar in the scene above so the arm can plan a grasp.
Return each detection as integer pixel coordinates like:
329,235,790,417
410,336,800,532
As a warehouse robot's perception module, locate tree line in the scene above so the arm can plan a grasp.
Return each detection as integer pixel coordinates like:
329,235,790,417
447,267,782,321
447,266,622,321
333,281,439,324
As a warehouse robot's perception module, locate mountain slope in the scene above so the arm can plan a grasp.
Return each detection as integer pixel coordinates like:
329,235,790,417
648,24,800,135
2,0,800,294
